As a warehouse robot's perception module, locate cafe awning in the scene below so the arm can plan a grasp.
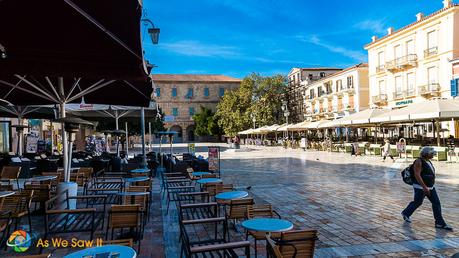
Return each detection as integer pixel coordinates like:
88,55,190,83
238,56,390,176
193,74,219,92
305,120,330,129
339,108,390,125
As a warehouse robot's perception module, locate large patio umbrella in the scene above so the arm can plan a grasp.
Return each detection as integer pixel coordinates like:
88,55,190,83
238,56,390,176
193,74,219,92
339,108,390,126
0,0,155,197
305,120,330,129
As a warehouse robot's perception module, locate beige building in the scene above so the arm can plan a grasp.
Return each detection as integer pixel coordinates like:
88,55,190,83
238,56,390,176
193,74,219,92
151,74,241,142
287,68,341,123
365,0,459,136
303,63,369,121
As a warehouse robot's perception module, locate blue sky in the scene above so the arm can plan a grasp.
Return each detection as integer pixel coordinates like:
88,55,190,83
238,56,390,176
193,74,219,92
142,0,442,78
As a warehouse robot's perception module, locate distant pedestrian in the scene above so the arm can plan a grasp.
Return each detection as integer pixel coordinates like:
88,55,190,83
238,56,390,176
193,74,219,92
401,146,453,230
382,139,394,162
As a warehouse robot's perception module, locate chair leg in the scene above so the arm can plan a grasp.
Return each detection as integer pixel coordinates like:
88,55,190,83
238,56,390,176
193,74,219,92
254,239,257,258
27,214,32,235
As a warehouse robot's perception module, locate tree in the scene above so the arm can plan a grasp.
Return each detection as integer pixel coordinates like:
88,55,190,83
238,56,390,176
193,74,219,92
215,73,287,136
193,106,222,136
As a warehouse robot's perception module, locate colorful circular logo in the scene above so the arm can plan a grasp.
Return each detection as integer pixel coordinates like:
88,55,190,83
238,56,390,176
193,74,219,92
7,230,31,252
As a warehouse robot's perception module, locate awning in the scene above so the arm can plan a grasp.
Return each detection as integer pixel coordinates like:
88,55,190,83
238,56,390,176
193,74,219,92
305,120,331,129
339,108,390,125
276,124,291,132
288,121,311,131
318,120,340,129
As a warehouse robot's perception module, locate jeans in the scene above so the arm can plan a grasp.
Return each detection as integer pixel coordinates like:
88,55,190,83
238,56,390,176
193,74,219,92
402,187,446,226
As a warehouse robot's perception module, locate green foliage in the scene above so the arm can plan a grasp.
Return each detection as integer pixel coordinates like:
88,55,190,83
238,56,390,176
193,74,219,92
215,73,287,136
193,106,222,136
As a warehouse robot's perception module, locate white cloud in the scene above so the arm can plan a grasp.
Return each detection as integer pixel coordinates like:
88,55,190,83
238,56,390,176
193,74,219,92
354,19,387,35
296,35,367,62
159,40,239,58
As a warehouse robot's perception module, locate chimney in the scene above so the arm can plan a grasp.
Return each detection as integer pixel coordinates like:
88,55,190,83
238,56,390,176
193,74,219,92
387,27,394,35
443,0,452,8
416,12,424,21
371,36,377,42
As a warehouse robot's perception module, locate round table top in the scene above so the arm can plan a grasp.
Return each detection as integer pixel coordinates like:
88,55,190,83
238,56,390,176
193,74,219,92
0,191,15,198
26,175,57,182
124,177,149,183
215,191,248,200
242,218,293,233
197,178,222,184
64,245,136,258
130,168,150,173
116,191,149,196
191,172,211,176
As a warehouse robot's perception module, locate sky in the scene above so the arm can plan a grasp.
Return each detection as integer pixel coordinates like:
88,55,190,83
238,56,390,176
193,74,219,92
142,0,443,79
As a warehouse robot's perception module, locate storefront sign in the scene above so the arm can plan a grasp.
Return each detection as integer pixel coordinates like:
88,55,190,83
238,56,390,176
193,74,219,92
395,99,413,106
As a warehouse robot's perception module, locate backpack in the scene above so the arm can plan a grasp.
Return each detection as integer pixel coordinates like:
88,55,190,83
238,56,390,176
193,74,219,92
401,162,415,185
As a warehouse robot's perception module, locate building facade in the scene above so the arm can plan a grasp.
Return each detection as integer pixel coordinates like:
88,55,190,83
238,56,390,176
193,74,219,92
287,68,341,123
151,74,241,142
365,0,459,136
303,63,369,121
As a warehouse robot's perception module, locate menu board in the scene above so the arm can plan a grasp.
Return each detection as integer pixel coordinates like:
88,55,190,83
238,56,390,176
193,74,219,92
208,147,219,172
188,143,195,155
26,132,39,153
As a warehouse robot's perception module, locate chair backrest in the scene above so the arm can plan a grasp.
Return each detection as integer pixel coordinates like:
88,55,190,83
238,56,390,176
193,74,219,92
247,204,275,219
201,174,217,179
186,167,194,173
2,189,34,213
215,184,234,194
24,183,51,202
79,167,93,179
1,166,21,179
228,198,254,220
279,230,318,258
41,172,61,185
103,238,133,247
124,187,148,209
204,182,223,197
110,204,141,228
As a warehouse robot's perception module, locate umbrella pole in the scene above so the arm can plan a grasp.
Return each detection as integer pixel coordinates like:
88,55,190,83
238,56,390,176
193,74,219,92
436,120,441,147
50,121,54,154
149,122,152,152
115,111,120,158
125,122,129,159
140,107,147,168
59,102,69,182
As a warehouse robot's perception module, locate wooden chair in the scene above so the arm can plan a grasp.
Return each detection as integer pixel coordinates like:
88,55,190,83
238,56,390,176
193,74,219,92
227,198,254,221
41,172,61,193
202,174,217,179
246,204,282,257
266,230,318,258
24,183,51,212
180,216,251,257
107,204,143,251
103,238,133,247
0,190,33,234
0,166,21,189
164,179,195,213
0,210,11,250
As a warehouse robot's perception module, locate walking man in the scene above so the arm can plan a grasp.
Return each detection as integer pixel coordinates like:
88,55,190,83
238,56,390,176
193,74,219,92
382,139,394,162
401,146,453,230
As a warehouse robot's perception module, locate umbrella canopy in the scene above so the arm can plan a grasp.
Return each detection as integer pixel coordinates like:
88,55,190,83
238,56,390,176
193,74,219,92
0,105,57,119
339,108,390,125
65,103,157,120
305,120,331,129
370,99,459,124
276,124,291,132
288,121,311,131
318,120,340,129
0,0,153,107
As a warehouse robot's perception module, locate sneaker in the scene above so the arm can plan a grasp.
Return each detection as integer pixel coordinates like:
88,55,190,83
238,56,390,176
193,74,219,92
402,213,411,223
435,224,453,230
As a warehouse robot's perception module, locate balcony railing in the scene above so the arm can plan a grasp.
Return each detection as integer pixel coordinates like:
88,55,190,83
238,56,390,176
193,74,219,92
418,83,441,97
376,65,385,73
372,94,388,105
424,47,438,58
405,88,416,97
393,91,404,100
385,54,418,72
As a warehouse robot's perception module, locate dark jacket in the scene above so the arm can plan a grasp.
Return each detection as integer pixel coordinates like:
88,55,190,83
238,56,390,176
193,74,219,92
412,158,436,187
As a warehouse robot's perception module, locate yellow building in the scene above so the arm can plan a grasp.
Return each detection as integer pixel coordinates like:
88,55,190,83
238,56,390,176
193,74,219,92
304,63,369,121
365,0,459,136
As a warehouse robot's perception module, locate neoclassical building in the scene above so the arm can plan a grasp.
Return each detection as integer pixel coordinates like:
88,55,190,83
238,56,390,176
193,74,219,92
151,74,241,142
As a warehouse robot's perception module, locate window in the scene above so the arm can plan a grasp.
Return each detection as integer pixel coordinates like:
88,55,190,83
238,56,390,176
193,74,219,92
219,87,225,97
204,87,210,97
378,80,386,94
172,108,178,117
395,76,403,97
155,87,161,97
377,51,385,67
406,40,414,55
171,87,177,97
407,73,415,95
336,80,342,91
189,107,195,116
394,45,402,59
427,66,438,85
319,72,326,78
346,76,353,88
427,30,437,49
186,88,193,99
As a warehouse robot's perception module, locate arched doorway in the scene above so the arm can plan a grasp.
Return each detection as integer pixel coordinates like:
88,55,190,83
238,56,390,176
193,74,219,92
186,125,195,142
169,125,183,143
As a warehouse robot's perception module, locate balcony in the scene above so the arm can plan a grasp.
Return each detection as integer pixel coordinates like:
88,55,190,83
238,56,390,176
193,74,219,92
405,88,416,98
418,83,441,98
376,65,386,73
392,91,404,100
342,86,355,95
424,47,438,58
385,54,418,72
372,94,388,105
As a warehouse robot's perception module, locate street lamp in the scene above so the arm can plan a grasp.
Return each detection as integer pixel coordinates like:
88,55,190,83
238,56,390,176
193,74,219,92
141,19,160,44
282,100,289,124
250,113,256,129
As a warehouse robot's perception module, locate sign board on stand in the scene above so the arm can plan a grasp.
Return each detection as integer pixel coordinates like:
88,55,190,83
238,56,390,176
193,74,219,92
208,146,220,177
188,143,195,155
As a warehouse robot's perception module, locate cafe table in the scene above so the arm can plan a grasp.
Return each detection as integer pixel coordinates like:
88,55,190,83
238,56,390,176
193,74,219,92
196,178,222,184
215,191,248,201
242,218,293,234
191,171,211,177
64,244,136,258
116,191,149,204
124,177,149,183
26,175,58,182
